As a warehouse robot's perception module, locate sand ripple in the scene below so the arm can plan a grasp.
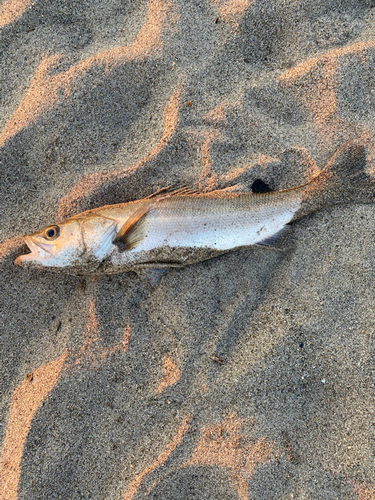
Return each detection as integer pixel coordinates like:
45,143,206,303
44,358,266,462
1,1,374,498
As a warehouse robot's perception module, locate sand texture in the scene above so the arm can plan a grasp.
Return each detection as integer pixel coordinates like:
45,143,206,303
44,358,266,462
1,0,375,498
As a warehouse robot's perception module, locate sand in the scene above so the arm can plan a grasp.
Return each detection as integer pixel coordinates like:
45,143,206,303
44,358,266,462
0,0,375,498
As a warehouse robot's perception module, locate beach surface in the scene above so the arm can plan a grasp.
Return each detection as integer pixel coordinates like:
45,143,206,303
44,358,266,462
0,1,375,498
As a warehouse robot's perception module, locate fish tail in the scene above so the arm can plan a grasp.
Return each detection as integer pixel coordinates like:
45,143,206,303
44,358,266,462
294,140,375,219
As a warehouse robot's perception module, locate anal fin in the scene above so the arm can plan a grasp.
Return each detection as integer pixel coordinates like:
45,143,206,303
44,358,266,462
136,268,167,287
256,225,290,247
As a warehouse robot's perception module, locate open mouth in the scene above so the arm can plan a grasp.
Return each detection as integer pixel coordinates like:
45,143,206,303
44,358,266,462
30,237,52,254
14,236,51,266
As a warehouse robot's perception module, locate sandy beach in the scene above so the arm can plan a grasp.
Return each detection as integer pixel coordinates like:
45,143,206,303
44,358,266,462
0,0,375,498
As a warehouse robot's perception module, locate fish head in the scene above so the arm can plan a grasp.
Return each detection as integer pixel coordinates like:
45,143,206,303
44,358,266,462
14,219,85,269
15,214,119,271
14,213,117,272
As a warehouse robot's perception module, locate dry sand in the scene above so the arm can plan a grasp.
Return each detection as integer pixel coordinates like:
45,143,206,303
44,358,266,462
0,0,375,498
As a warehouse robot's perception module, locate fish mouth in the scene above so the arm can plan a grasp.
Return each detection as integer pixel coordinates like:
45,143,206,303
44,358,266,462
14,236,52,266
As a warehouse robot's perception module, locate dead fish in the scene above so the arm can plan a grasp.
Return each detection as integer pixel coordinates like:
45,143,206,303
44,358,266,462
14,141,374,279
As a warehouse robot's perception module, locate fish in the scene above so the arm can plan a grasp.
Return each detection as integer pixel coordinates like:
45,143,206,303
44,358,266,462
14,141,374,278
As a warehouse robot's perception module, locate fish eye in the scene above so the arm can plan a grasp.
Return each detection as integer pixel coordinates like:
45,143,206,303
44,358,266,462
44,225,60,240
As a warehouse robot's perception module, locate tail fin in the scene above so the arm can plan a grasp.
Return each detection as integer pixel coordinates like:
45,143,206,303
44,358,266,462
295,140,375,220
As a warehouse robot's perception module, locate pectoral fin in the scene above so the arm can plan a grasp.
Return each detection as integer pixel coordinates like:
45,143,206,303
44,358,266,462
114,203,152,250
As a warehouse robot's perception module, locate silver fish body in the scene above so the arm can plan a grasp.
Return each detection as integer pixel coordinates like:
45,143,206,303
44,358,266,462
14,186,304,274
96,188,303,273
14,140,374,275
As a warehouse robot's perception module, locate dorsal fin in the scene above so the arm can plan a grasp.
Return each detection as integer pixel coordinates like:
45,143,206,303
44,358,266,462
144,184,249,201
251,179,273,193
144,185,201,200
193,185,247,198
143,186,172,200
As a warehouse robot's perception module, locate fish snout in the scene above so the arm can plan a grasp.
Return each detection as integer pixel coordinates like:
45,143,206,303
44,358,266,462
14,236,51,266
